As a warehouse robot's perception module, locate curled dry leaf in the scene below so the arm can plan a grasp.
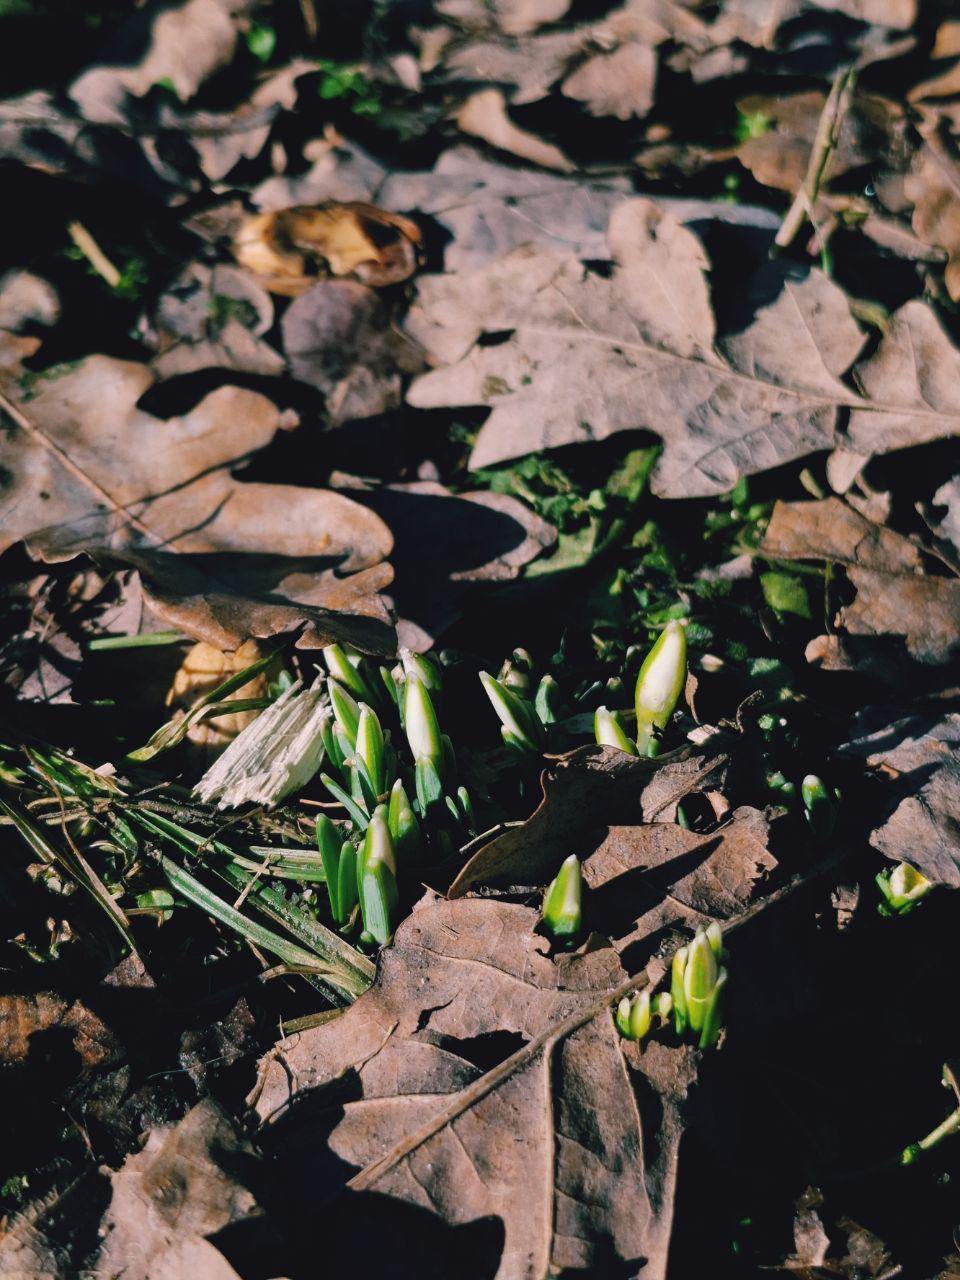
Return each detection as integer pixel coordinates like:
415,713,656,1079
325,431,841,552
233,202,423,295
255,890,694,1280
165,639,270,754
762,497,960,663
0,355,396,652
842,710,960,888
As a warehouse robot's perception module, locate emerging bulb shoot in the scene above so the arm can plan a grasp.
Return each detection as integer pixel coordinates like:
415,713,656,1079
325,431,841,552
541,854,583,944
634,620,687,755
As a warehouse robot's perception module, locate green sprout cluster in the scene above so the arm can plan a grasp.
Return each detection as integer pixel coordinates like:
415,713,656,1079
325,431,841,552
316,644,475,945
479,647,561,754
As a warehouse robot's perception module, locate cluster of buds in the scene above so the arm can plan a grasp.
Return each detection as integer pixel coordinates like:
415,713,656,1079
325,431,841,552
671,923,728,1049
317,644,475,945
480,648,561,755
616,990,673,1042
877,861,933,916
594,620,687,758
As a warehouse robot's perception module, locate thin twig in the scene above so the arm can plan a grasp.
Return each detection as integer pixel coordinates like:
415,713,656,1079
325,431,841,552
776,65,857,250
66,221,122,289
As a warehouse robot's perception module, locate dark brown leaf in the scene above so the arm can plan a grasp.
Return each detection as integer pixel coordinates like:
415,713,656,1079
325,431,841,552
448,745,726,897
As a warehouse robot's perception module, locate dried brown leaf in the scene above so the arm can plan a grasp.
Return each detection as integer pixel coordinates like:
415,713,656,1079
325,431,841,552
98,1100,259,1280
449,745,726,897
407,198,873,496
762,497,960,662
233,202,423,295
281,280,424,425
255,891,694,1280
562,42,657,121
842,710,960,887
455,88,575,172
0,355,397,651
69,0,255,127
0,992,120,1071
906,135,960,302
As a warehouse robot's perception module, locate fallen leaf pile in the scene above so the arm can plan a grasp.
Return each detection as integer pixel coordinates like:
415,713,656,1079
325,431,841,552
1,1,960,1275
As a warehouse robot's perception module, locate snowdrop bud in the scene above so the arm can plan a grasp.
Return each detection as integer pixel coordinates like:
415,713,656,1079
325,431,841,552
801,774,839,839
403,676,442,766
323,644,375,704
877,861,933,916
358,805,398,946
535,674,562,725
329,680,361,747
542,854,582,943
401,648,443,701
594,706,639,756
634,620,687,753
355,704,385,797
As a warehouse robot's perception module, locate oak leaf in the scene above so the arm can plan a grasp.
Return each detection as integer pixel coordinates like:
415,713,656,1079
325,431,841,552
406,198,871,496
0,355,396,651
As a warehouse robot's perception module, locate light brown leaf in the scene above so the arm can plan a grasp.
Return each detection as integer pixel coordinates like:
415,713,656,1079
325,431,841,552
762,497,960,662
143,262,283,380
0,356,397,651
281,280,424,425
407,198,872,496
437,0,573,37
98,1100,259,1280
906,135,960,302
456,88,575,173
69,0,255,127
847,299,960,457
562,42,657,121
